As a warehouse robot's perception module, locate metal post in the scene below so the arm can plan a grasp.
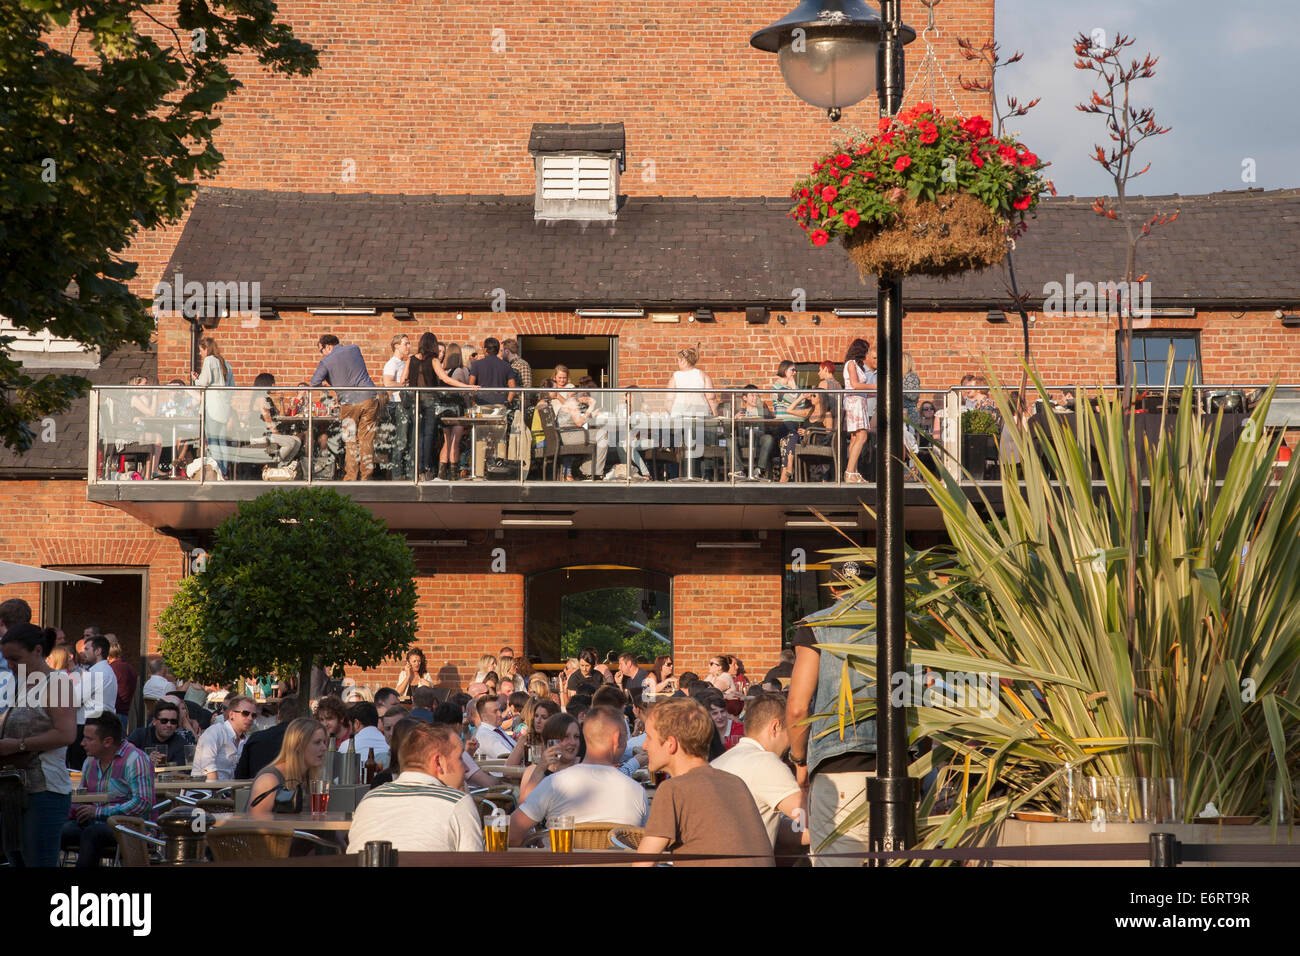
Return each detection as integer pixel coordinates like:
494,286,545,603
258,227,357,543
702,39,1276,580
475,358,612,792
306,387,315,482
1148,832,1179,868
866,0,919,859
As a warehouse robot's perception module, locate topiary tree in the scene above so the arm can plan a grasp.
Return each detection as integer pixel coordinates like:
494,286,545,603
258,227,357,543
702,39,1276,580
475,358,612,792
157,574,236,688
158,487,417,717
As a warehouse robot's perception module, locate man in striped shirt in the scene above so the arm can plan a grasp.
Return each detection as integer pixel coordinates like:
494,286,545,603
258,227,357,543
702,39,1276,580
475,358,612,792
346,722,484,853
61,713,155,867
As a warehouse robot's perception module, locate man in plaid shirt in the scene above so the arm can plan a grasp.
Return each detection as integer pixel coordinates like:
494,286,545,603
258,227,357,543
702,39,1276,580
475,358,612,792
61,713,156,867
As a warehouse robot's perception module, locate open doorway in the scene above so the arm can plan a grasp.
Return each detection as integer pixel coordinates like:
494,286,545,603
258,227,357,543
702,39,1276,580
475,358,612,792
524,565,670,665
41,568,147,666
519,335,617,387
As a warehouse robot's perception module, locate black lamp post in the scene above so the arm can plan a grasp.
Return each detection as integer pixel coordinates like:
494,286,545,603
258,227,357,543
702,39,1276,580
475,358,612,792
752,0,920,857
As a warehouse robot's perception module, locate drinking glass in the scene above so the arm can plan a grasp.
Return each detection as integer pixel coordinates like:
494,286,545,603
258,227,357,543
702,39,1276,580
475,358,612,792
310,779,331,815
149,746,168,768
548,815,574,853
484,816,508,852
1060,764,1080,821
1081,777,1108,826
527,744,543,766
1107,776,1135,823
183,743,197,766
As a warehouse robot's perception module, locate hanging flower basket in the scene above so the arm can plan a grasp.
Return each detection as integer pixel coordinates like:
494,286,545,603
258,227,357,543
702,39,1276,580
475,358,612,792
790,104,1055,279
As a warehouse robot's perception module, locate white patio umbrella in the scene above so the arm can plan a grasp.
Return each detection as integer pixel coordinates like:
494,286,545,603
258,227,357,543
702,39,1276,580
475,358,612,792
0,561,102,585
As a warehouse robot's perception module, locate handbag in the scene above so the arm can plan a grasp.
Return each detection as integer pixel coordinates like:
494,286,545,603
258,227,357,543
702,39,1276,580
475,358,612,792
249,778,303,814
262,462,299,481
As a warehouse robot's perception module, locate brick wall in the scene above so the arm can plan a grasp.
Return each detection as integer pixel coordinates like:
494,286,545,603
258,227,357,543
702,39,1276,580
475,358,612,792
157,309,1300,394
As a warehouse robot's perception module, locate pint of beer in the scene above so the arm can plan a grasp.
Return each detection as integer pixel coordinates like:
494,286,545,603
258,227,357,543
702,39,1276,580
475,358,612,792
547,815,574,853
485,809,509,852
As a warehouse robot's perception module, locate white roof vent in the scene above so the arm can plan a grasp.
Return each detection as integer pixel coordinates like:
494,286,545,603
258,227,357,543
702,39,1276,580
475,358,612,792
529,123,625,222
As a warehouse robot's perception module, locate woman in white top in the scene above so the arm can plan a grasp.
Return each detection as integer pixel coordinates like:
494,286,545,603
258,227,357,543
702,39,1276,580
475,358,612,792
666,347,717,418
842,338,874,483
193,336,236,477
0,623,77,867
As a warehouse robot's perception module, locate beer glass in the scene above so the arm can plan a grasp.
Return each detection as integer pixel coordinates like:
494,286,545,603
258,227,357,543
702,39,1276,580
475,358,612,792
485,813,509,852
548,815,574,853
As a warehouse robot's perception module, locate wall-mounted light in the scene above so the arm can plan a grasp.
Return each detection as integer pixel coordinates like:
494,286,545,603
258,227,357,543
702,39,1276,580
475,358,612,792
501,518,573,527
650,313,680,323
1147,308,1197,318
575,309,646,319
692,308,716,323
745,306,770,325
986,309,1008,324
258,305,278,321
306,307,378,315
777,314,787,326
1276,309,1300,328
696,541,762,549
456,312,464,321
811,314,821,326
407,539,468,547
833,309,877,318
393,307,414,321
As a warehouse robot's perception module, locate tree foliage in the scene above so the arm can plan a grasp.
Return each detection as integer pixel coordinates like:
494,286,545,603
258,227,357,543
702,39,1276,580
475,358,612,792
157,488,417,713
559,587,670,662
0,0,318,451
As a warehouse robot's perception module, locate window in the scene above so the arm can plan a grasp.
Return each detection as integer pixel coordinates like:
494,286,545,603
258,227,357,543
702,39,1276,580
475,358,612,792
1117,332,1200,387
1,316,100,369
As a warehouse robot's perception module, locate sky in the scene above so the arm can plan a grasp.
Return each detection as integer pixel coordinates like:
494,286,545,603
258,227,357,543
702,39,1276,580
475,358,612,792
987,0,1299,197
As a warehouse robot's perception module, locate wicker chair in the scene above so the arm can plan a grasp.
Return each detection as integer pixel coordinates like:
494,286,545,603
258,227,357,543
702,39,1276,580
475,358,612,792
521,822,621,851
108,815,165,867
608,826,643,850
205,824,341,861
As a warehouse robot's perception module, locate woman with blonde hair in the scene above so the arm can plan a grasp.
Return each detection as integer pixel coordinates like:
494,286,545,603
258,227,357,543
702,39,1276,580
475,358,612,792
248,718,328,818
472,654,498,683
528,674,551,700
193,335,235,477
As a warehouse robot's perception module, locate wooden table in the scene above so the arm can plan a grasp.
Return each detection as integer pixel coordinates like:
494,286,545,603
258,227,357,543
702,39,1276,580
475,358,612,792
72,792,108,805
161,778,253,791
210,811,353,832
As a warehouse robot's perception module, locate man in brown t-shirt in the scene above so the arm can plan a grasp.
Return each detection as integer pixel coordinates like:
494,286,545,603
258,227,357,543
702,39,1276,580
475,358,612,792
637,697,773,867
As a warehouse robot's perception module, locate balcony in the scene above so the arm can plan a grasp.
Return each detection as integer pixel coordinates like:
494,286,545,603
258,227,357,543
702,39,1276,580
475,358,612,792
87,383,1294,532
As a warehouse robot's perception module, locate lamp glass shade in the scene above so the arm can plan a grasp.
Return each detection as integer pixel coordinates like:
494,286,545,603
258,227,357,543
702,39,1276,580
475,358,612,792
777,33,877,110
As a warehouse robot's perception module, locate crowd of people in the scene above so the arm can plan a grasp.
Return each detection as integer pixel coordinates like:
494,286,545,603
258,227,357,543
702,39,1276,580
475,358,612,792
2,596,874,866
103,330,1012,485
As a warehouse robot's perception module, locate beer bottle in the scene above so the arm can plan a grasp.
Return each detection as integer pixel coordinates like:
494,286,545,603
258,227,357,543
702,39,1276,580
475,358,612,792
364,747,379,785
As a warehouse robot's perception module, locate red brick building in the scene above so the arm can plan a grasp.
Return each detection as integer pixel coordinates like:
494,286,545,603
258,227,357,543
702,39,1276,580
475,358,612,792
3,1,1297,692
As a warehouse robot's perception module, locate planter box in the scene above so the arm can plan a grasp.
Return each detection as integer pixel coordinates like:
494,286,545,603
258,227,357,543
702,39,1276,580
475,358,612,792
991,819,1300,867
961,433,998,481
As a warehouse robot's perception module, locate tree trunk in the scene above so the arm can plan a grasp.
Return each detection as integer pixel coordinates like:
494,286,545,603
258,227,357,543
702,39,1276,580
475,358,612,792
296,656,314,718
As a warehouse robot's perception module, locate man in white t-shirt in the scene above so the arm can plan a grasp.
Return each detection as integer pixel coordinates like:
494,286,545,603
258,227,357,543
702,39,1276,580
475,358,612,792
509,706,647,844
710,693,805,848
347,722,484,853
80,635,118,719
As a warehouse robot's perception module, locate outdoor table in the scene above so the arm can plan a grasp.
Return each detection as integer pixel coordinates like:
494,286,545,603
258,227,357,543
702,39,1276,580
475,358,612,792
440,415,507,480
165,778,253,791
670,415,723,482
732,416,773,479
210,811,353,832
135,414,200,466
71,792,109,804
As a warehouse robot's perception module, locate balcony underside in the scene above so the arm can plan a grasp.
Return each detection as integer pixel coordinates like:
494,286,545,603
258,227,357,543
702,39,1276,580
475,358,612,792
87,480,997,532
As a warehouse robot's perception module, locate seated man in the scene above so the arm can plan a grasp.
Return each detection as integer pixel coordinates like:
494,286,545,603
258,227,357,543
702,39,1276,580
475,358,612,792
191,694,257,780
508,707,647,845
637,697,773,867
374,687,401,718
62,714,156,867
347,722,484,853
710,693,806,851
338,701,390,767
127,699,196,766
408,685,437,723
472,696,516,759
381,705,409,744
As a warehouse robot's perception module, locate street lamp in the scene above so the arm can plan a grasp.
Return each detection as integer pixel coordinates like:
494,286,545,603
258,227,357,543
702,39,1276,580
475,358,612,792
752,0,919,858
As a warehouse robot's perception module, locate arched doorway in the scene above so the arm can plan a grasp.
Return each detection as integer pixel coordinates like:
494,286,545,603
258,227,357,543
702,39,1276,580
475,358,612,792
524,565,671,665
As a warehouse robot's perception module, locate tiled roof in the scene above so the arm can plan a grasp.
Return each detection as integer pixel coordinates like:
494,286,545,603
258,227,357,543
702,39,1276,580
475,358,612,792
0,348,156,476
528,122,626,153
165,187,1300,309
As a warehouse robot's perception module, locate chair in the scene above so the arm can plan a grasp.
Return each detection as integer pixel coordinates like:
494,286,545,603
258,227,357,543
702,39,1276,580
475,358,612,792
205,824,341,861
795,424,840,482
108,815,165,867
608,826,643,850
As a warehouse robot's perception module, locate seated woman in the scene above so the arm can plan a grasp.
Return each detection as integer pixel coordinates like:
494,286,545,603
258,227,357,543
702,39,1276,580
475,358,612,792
248,718,327,819
505,697,560,767
249,373,303,471
517,712,582,804
730,385,776,478
127,375,163,478
771,361,814,482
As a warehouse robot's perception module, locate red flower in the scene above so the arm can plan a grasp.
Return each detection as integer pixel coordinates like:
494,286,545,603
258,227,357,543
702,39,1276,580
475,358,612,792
917,120,939,145
997,144,1018,163
812,161,824,174
862,171,877,180
843,209,861,228
878,117,894,133
894,155,912,172
820,185,838,203
1013,195,1031,210
1019,150,1039,167
969,147,985,168
835,153,853,169
841,175,853,187
961,116,992,139
799,187,811,199
879,131,897,146
854,142,871,156
811,229,830,246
